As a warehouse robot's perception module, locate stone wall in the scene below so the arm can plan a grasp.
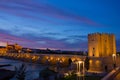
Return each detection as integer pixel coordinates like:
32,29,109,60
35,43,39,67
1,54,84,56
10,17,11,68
88,33,116,57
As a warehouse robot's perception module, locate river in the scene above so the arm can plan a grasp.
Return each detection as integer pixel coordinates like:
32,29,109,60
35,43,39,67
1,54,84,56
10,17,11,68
0,58,47,80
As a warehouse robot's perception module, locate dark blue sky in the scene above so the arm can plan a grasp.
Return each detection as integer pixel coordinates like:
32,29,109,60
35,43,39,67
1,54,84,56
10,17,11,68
0,0,120,51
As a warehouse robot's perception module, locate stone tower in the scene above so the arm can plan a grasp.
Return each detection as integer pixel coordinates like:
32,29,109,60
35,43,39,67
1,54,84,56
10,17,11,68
88,33,116,57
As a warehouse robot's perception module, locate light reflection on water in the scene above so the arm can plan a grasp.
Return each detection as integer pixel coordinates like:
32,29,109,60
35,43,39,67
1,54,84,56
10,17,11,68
0,58,46,80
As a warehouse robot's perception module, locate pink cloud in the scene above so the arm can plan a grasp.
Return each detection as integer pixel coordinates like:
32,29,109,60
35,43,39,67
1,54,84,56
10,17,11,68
0,31,88,51
0,32,36,46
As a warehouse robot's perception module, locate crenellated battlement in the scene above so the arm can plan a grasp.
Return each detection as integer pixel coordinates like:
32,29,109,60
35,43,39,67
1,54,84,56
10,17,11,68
88,33,116,57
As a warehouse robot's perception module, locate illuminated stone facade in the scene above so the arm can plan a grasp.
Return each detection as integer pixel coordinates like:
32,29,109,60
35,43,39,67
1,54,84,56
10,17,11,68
0,42,22,53
6,42,22,53
88,33,116,57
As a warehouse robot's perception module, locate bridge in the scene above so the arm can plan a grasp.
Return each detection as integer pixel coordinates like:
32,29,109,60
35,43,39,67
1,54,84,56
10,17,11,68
0,53,119,73
0,53,85,66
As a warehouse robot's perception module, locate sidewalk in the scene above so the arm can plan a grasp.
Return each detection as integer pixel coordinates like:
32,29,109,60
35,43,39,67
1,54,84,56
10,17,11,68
101,67,120,80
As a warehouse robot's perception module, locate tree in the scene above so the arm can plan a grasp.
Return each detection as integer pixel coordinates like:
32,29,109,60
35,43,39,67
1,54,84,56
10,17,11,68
85,56,90,71
68,58,72,67
15,64,26,80
39,67,57,80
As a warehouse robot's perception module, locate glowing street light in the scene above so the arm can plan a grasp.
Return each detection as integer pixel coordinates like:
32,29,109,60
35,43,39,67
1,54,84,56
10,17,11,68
112,54,116,68
112,54,116,62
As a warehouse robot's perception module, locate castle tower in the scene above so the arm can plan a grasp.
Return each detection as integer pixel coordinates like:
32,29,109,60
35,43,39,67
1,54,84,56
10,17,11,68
88,33,116,57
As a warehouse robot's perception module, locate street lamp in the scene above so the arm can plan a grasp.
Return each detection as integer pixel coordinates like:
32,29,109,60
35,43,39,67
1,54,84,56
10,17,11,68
112,54,116,68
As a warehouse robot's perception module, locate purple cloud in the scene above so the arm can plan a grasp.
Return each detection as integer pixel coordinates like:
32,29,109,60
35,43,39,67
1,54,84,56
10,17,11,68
0,30,87,51
0,0,101,26
0,32,35,44
0,30,119,51
19,32,88,50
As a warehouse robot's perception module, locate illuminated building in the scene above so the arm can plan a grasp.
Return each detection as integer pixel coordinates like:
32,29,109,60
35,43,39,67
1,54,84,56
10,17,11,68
88,33,116,57
6,42,22,53
0,42,22,53
0,46,7,53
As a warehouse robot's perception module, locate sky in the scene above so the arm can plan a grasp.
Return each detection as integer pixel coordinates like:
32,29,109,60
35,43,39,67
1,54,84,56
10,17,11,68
0,0,120,51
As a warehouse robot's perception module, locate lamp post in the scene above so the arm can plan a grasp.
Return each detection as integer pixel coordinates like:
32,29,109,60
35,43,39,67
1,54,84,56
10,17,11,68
112,54,116,68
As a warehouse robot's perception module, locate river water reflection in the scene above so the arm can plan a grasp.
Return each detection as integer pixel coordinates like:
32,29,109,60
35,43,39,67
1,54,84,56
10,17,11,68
0,58,46,80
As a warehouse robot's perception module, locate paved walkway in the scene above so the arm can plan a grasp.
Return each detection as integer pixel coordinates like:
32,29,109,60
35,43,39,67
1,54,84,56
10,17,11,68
101,67,120,80
114,72,120,80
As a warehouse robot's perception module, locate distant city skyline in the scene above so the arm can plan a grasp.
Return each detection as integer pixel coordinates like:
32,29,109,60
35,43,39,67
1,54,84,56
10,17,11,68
0,0,120,51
